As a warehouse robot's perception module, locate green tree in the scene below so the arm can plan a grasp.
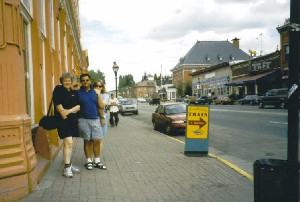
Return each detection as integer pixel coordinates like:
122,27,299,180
89,69,105,84
184,80,192,96
176,81,184,97
119,74,135,88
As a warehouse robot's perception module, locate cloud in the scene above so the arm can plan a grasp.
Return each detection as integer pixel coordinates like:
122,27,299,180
79,0,290,91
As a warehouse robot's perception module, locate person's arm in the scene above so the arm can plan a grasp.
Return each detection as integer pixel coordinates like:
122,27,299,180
56,104,80,119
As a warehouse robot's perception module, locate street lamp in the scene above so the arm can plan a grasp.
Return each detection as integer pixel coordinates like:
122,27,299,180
112,61,119,98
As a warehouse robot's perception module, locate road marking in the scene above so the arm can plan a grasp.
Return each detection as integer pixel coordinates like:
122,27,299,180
210,108,286,115
269,121,288,125
167,135,254,181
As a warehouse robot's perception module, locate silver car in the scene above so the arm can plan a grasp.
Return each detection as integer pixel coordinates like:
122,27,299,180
119,99,138,115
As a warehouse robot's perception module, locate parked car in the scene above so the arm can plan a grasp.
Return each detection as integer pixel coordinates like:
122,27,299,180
214,96,234,105
119,99,138,115
149,98,160,105
238,95,260,105
152,103,186,135
259,88,288,109
137,97,147,103
195,96,211,105
176,97,184,102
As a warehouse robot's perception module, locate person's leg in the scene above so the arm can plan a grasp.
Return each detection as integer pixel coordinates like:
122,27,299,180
109,112,114,126
62,137,73,177
63,136,73,165
114,112,119,126
84,140,94,170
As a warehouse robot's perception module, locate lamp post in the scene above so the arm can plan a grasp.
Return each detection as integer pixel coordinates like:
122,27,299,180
112,61,119,98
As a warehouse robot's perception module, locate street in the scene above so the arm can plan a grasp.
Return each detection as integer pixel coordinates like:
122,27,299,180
122,102,299,176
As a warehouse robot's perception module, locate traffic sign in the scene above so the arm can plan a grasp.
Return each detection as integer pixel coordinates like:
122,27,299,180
186,105,209,139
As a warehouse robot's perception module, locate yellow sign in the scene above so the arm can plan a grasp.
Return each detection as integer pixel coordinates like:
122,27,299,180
186,105,209,139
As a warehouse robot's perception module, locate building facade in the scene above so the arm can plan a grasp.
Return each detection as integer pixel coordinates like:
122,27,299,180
0,0,87,200
171,39,249,94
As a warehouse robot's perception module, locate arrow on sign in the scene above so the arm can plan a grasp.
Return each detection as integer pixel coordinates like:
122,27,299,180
188,117,207,129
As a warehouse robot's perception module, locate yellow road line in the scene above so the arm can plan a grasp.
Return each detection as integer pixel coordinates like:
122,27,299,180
167,136,254,181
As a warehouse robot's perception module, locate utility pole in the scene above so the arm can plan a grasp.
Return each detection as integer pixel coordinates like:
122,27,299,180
287,0,300,200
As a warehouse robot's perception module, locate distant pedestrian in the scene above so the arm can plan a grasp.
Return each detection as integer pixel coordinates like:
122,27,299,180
78,74,107,170
109,94,119,127
53,72,81,178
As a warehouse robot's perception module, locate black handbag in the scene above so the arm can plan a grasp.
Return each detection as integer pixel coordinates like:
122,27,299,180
39,98,60,130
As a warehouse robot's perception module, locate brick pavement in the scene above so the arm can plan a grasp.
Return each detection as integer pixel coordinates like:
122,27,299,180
20,116,253,202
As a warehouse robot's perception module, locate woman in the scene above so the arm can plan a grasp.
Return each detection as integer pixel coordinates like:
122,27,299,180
53,72,81,178
93,80,109,135
93,80,109,167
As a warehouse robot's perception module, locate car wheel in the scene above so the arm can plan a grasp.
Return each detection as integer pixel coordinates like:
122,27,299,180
135,110,139,115
153,121,158,131
165,125,172,135
280,102,287,109
259,103,264,109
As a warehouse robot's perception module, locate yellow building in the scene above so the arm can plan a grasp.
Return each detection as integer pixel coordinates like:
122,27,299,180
0,0,88,200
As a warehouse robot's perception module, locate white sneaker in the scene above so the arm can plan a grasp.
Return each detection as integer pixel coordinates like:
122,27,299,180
63,166,73,178
71,164,80,174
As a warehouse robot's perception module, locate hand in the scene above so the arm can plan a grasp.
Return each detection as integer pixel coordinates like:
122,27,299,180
60,109,71,119
94,88,100,95
100,119,105,126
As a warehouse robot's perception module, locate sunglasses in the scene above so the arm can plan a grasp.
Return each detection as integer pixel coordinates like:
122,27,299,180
81,79,90,82
95,85,103,88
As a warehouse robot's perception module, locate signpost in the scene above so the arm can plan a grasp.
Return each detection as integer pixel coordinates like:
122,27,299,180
184,105,209,155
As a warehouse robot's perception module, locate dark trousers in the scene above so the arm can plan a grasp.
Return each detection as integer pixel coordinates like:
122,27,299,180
109,112,119,126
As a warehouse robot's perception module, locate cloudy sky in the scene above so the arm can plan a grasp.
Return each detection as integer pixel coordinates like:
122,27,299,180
79,0,290,91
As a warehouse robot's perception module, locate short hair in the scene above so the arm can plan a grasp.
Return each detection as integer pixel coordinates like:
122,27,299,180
60,72,73,84
80,74,90,81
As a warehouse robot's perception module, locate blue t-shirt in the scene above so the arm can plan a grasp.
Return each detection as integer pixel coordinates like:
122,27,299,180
78,87,99,119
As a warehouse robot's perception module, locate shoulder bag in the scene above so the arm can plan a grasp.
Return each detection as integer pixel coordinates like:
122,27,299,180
39,98,60,130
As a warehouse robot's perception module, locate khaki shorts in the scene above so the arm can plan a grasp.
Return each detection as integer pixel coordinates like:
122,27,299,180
79,118,103,140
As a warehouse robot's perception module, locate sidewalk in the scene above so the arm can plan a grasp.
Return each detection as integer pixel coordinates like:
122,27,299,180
20,116,253,202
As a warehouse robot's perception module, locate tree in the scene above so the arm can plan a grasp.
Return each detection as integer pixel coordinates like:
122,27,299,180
184,80,192,96
118,74,135,97
176,81,184,97
89,69,105,84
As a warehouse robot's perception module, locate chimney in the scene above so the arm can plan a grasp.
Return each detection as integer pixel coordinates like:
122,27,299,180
231,37,240,48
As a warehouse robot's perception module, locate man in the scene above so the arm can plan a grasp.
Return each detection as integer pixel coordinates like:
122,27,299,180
77,74,107,170
109,94,119,127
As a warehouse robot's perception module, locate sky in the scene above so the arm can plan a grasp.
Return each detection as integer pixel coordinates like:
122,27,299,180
79,0,290,91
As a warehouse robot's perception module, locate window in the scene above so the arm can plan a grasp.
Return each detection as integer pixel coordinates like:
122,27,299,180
21,0,32,14
39,0,46,36
50,0,55,49
284,45,289,63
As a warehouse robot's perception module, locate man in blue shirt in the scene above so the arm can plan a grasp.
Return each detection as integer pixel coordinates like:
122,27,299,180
78,74,107,170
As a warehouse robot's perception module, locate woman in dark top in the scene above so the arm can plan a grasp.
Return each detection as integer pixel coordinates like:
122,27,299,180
52,72,80,178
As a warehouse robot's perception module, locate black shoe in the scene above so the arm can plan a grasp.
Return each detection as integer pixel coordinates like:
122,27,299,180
116,123,118,126
111,124,114,127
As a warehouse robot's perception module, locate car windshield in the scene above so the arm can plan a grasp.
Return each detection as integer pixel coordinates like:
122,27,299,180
165,104,186,115
121,100,134,105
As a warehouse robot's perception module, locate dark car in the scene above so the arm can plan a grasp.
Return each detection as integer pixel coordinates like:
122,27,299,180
152,103,186,135
238,95,260,105
195,96,211,105
149,98,160,105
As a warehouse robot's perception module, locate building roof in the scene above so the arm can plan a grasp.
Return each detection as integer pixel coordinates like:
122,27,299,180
175,40,249,67
136,80,156,87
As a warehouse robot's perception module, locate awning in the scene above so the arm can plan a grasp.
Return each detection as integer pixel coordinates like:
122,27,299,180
225,70,281,86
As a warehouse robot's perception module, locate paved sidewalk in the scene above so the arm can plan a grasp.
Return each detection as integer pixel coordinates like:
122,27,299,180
20,116,253,202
